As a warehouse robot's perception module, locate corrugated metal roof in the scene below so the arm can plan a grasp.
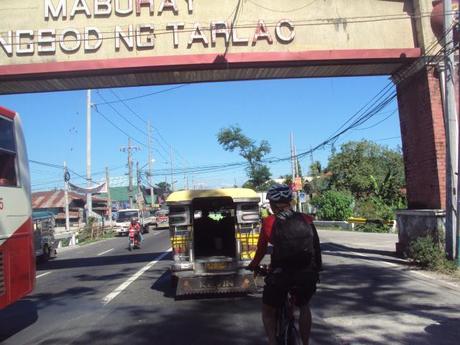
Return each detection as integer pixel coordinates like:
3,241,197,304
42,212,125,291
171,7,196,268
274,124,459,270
32,190,106,209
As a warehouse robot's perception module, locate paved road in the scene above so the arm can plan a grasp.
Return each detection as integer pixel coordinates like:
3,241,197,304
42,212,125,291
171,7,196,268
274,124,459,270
1,230,459,345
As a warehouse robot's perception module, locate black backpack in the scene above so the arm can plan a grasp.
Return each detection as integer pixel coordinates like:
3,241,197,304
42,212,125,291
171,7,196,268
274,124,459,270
271,212,315,270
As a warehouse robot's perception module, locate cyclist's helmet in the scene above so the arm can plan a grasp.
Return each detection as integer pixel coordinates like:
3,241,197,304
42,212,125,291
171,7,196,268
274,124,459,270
131,217,138,224
266,184,293,203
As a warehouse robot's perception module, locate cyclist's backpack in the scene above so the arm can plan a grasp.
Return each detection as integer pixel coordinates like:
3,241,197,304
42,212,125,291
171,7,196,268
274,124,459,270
271,212,315,270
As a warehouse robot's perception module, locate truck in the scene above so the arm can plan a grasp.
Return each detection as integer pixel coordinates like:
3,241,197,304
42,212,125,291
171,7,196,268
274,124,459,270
113,208,151,236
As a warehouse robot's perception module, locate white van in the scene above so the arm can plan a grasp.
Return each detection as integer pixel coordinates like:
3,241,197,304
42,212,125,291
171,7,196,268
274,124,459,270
114,209,148,236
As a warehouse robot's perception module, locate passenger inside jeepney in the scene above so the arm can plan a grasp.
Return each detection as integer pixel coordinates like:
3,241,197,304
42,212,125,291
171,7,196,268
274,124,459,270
193,206,236,258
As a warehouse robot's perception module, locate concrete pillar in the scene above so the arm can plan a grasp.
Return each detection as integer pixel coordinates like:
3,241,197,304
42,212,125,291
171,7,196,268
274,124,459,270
396,66,446,209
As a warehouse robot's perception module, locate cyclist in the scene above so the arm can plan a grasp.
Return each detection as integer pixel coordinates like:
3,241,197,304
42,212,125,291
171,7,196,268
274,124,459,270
248,184,322,345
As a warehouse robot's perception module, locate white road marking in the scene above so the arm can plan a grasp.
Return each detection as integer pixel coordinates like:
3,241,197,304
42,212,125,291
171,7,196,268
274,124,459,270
102,248,171,305
36,271,52,278
410,270,459,288
97,248,114,256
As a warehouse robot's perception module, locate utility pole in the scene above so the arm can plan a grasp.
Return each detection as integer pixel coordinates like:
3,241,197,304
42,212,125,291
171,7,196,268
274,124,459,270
170,145,175,191
136,161,142,208
443,0,460,264
443,0,460,262
147,120,155,208
106,167,112,226
120,138,139,209
290,132,297,211
64,161,70,232
294,144,302,212
86,90,92,221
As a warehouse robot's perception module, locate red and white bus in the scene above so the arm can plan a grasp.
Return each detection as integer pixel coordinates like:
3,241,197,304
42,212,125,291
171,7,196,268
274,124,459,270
0,106,35,309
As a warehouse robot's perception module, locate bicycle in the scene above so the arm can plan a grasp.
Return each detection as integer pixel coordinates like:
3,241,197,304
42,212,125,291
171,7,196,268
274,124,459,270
252,266,302,345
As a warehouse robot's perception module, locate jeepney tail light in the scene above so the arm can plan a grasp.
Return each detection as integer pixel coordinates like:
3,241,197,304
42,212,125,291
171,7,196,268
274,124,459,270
174,247,185,254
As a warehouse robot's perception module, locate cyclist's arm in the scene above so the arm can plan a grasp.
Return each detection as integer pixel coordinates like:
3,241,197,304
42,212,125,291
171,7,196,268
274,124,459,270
251,232,268,267
248,217,272,268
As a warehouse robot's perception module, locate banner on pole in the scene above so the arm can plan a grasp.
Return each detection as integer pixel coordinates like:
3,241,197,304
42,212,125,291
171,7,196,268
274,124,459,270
68,182,107,194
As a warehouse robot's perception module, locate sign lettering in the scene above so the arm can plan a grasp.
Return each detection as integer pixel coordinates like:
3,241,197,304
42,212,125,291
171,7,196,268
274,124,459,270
0,0,296,57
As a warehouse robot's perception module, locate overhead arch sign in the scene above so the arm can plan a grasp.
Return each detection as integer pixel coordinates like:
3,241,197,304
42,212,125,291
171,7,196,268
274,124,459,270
0,0,422,93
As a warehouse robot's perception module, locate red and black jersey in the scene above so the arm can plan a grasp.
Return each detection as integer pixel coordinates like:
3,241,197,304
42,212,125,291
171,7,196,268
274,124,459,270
252,213,322,271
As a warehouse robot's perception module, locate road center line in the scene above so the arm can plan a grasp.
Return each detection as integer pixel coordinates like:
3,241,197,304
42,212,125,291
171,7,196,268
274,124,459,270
36,271,52,278
97,248,114,256
102,248,171,305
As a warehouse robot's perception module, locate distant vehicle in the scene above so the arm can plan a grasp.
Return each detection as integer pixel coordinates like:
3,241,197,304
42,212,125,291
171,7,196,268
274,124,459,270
0,106,35,309
32,211,57,261
113,209,149,236
143,210,158,231
154,208,169,229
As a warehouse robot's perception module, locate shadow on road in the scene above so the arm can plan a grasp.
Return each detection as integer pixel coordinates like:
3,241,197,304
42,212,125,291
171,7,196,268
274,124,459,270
37,251,172,271
0,300,38,342
322,242,408,266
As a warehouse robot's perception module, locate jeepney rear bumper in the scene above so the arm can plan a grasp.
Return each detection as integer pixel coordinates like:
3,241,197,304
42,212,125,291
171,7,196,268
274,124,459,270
174,269,257,296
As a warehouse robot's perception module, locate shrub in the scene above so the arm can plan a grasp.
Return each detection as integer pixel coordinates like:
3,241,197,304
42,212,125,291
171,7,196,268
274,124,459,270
354,197,394,221
355,222,390,233
409,236,457,273
311,190,354,221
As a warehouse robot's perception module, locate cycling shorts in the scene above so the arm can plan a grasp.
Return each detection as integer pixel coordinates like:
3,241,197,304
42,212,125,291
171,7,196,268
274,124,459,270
262,270,318,308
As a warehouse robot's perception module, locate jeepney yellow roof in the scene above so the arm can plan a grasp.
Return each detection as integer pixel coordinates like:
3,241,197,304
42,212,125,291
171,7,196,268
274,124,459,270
166,188,259,203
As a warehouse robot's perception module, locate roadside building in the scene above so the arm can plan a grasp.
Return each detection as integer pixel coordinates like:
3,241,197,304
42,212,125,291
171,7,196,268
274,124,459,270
32,189,107,228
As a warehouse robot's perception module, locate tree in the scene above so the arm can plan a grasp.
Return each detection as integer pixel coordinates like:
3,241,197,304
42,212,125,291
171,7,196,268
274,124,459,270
155,182,171,196
327,140,405,203
325,140,406,222
217,125,272,190
311,190,354,221
309,161,322,176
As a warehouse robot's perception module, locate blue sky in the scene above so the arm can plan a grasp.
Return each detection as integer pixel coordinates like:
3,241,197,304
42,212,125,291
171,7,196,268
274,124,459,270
0,76,401,191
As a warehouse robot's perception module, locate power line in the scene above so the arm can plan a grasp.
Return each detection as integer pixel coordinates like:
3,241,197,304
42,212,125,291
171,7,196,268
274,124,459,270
93,85,188,106
95,90,148,137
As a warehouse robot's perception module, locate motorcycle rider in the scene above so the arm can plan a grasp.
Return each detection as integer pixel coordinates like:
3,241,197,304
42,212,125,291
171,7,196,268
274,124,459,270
128,217,142,248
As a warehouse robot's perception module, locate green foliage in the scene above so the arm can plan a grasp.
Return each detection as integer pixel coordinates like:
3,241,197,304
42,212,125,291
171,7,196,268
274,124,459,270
309,161,322,176
354,197,395,221
311,190,354,221
217,125,272,189
327,140,405,204
409,236,457,273
307,175,331,196
155,182,171,196
355,222,390,233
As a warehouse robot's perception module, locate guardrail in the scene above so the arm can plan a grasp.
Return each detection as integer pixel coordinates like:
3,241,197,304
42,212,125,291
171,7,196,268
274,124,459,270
314,218,396,232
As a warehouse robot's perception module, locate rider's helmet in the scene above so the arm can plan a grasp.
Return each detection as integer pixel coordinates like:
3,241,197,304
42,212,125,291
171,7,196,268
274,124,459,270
131,217,138,225
266,183,293,203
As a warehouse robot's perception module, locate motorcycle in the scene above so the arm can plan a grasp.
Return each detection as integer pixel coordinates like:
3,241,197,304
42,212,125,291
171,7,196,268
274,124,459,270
128,229,141,251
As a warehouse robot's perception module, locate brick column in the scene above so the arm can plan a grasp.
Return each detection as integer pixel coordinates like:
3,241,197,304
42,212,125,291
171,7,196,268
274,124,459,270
396,66,446,209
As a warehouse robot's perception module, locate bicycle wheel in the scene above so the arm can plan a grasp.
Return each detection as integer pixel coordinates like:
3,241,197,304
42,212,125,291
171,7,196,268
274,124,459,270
286,320,301,345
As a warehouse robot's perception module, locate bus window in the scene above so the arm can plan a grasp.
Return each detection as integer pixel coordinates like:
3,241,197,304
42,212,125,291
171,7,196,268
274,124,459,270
0,117,17,187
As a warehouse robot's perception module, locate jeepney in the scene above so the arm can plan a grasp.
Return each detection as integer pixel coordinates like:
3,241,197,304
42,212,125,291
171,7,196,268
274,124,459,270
32,211,57,261
166,188,261,296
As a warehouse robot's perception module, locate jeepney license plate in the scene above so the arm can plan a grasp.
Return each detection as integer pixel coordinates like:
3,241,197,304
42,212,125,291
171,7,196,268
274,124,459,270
200,277,234,289
206,262,228,270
